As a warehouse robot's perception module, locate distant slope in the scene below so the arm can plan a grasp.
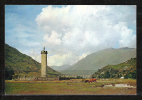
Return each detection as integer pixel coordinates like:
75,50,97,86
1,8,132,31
5,43,61,79
61,48,136,75
92,58,136,79
50,64,72,72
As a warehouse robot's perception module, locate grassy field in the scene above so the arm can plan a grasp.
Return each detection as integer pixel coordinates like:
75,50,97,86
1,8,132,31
5,79,136,95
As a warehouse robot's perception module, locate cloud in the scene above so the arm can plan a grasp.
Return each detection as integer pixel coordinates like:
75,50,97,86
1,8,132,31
43,31,61,46
47,51,88,66
119,24,136,48
29,49,41,63
34,5,136,66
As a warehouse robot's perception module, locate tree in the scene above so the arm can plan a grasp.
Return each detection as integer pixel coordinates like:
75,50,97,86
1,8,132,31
5,68,15,80
104,71,110,78
110,74,115,78
76,76,83,79
124,70,136,79
131,70,136,79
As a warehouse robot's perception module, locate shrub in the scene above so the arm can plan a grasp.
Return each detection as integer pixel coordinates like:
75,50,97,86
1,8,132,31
124,70,136,79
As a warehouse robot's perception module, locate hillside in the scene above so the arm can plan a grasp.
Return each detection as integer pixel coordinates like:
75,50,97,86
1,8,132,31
5,43,61,79
92,58,136,79
61,48,136,75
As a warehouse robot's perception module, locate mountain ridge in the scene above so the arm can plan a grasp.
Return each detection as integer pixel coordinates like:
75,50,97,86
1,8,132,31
61,47,136,75
50,64,72,72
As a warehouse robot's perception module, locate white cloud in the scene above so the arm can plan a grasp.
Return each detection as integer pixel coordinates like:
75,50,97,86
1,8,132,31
35,5,136,66
47,51,88,66
29,49,41,63
43,31,61,46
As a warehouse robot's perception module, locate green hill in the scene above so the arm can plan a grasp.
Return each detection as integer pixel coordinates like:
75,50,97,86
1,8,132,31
5,43,61,80
61,48,136,75
92,58,136,79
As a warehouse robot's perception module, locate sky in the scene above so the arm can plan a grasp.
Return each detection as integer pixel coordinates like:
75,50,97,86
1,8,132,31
5,5,136,66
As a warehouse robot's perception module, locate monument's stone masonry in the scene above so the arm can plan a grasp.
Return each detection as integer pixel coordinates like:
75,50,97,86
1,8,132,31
41,47,48,77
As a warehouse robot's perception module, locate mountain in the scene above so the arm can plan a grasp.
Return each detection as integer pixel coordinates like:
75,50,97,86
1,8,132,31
91,58,136,79
5,43,61,80
61,48,136,75
50,64,72,72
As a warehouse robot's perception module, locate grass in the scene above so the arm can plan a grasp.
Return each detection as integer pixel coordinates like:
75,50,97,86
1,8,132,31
5,79,136,95
97,78,136,86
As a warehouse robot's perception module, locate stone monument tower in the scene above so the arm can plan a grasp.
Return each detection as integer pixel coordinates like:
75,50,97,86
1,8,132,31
41,46,48,77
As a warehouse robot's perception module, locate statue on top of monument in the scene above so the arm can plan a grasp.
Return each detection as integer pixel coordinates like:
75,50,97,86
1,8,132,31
44,46,45,51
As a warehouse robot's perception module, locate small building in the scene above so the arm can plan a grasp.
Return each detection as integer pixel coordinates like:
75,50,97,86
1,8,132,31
120,77,124,79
